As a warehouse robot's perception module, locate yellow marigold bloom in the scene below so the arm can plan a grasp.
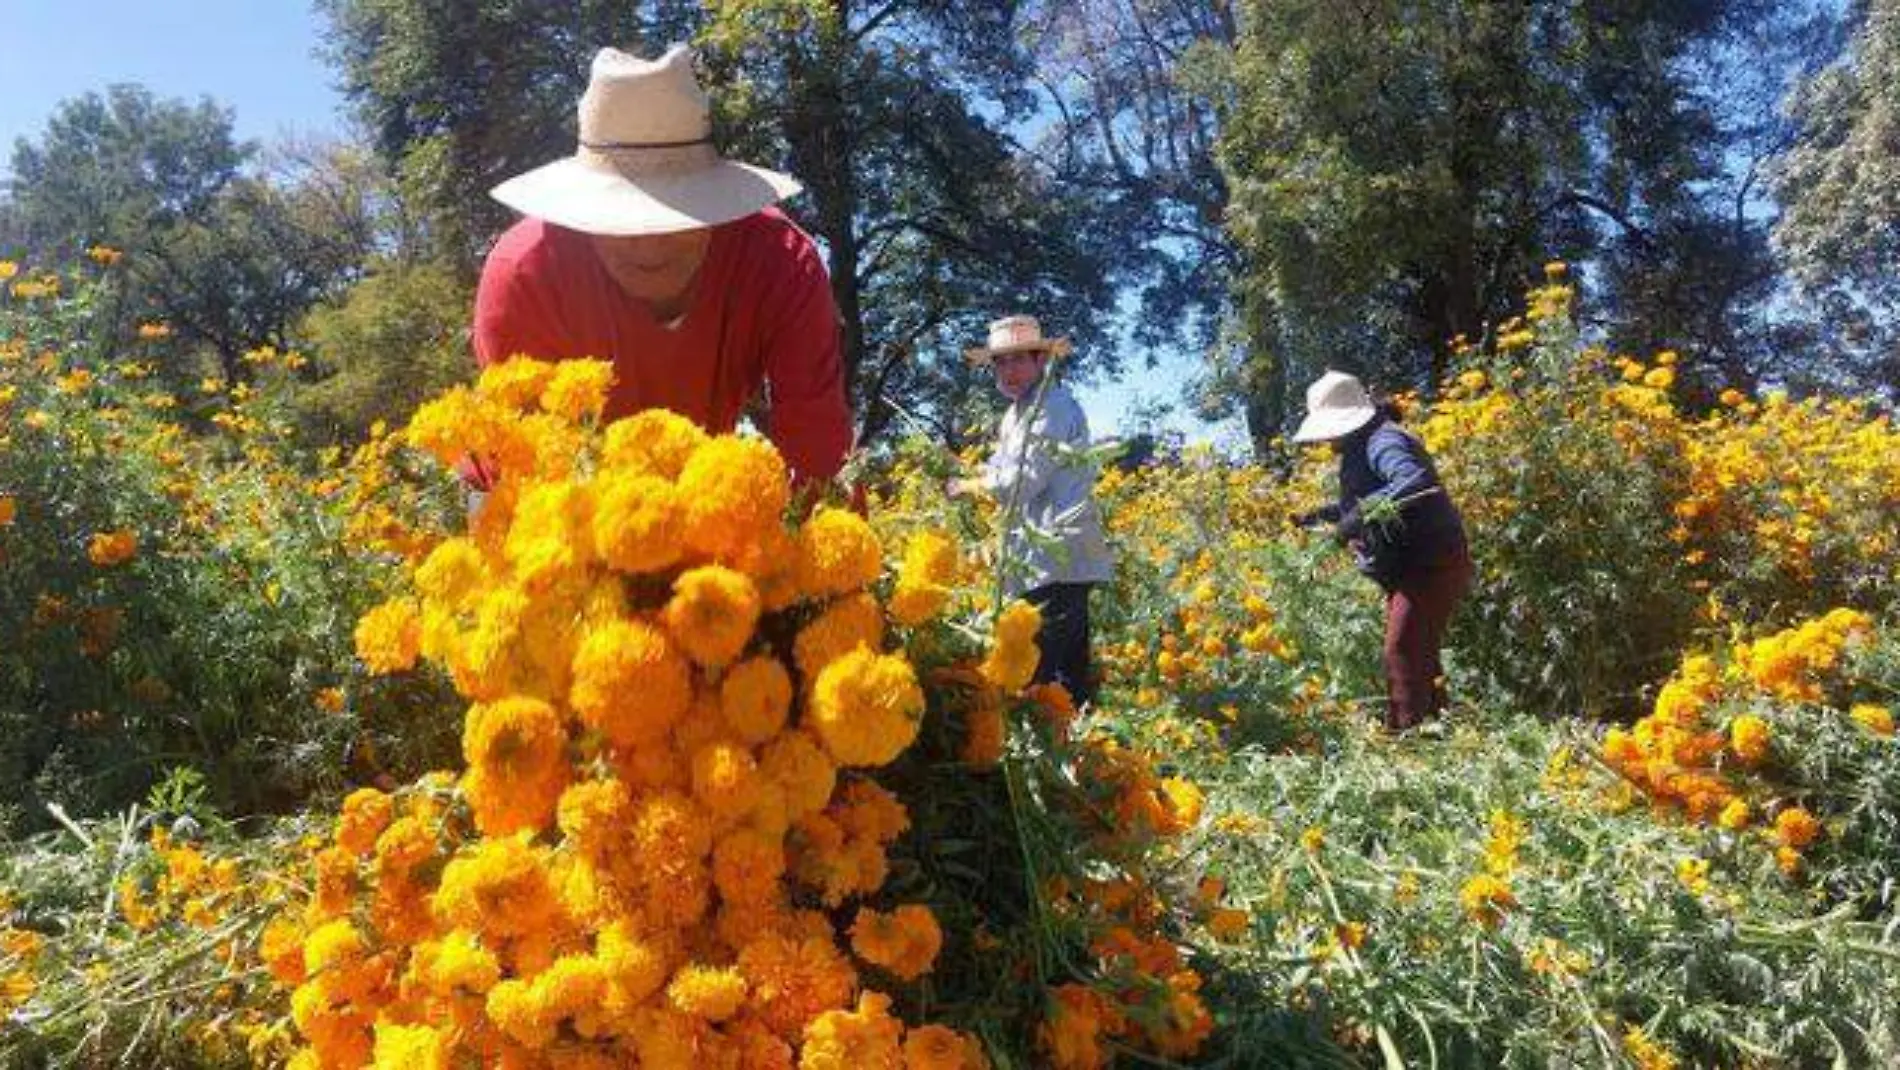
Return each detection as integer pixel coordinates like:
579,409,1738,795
539,358,615,422
591,470,683,574
477,357,558,409
799,990,903,1070
603,408,708,478
461,697,568,835
794,593,886,680
315,687,346,714
303,917,366,979
902,1024,989,1070
414,537,488,609
664,565,762,668
1622,1025,1680,1070
980,601,1042,692
667,964,748,1022
1643,366,1676,390
1456,369,1487,392
889,530,958,626
433,834,557,940
1720,387,1746,407
736,931,858,1040
1773,806,1821,849
598,919,670,1008
1729,715,1771,764
721,655,793,744
678,435,789,561
1300,826,1325,853
370,1022,452,1070
569,617,693,747
849,904,942,981
692,741,765,823
335,788,394,856
1717,798,1751,831
259,915,307,985
1458,873,1516,928
1674,857,1710,896
809,649,924,767
87,529,139,567
354,598,422,674
760,731,838,819
796,507,883,599
485,977,556,1048
1850,704,1894,736
504,480,594,591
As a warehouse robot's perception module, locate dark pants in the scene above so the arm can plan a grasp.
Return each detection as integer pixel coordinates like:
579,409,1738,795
1025,582,1096,708
1383,546,1473,731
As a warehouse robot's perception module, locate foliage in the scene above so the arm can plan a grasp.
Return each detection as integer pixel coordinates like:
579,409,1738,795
0,260,459,834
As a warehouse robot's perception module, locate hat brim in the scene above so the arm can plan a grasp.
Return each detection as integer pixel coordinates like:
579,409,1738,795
965,338,1072,366
491,156,803,236
1290,405,1376,443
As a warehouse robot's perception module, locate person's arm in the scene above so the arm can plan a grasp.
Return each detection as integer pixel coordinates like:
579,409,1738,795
760,236,852,485
1337,429,1437,539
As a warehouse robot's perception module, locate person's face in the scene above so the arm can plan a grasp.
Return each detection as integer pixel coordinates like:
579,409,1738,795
589,228,713,307
992,351,1047,400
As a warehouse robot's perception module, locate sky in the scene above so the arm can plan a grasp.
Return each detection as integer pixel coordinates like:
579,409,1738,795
0,0,1247,447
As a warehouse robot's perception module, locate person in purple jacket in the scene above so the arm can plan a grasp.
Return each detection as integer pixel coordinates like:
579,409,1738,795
1292,371,1473,732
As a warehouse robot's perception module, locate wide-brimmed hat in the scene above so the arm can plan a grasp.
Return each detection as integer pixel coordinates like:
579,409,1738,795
964,315,1073,365
490,44,802,236
1291,370,1378,443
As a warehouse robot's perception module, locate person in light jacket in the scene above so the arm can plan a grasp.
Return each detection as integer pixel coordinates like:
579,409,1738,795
1292,370,1472,732
951,315,1114,706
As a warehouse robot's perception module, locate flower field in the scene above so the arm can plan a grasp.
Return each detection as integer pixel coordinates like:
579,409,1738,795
3,259,1900,1069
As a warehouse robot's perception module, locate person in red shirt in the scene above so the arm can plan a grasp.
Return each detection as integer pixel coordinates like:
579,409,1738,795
471,43,851,485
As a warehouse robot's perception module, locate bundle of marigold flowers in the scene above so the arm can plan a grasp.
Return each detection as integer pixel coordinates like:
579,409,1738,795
258,355,1219,1070
268,357,994,1068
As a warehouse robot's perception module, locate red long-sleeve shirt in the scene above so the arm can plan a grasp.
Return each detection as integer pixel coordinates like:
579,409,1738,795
472,208,852,482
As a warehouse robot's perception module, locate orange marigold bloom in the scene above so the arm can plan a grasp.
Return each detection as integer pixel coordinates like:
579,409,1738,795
1774,806,1821,849
667,964,748,1022
539,358,615,422
592,470,684,574
903,1024,990,1070
980,601,1042,691
335,788,394,856
1728,715,1771,764
798,990,903,1070
714,827,787,907
722,655,794,744
761,731,838,819
737,932,858,1040
665,565,762,668
603,408,708,479
693,741,765,824
849,904,942,980
87,528,139,567
793,593,885,680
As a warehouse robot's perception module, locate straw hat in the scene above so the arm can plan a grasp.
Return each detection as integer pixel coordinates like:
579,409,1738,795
1291,370,1379,443
490,44,802,236
964,315,1073,365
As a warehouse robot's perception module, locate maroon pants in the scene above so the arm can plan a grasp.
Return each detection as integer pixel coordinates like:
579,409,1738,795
1383,546,1473,731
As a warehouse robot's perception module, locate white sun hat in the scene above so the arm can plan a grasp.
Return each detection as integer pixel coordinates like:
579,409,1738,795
490,44,803,236
964,315,1073,365
1291,370,1379,443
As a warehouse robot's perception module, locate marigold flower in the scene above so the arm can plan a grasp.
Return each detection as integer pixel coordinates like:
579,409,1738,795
370,1022,452,1070
796,507,883,599
721,655,794,744
0,496,17,527
737,931,858,1039
960,704,1005,765
432,834,557,941
678,435,789,560
809,649,924,767
902,1024,990,1070
665,565,762,668
504,480,594,591
794,593,886,680
1037,984,1114,1070
557,778,634,858
539,358,615,422
667,964,748,1022
1773,806,1820,849
476,357,558,409
849,904,942,980
1850,704,1894,736
335,788,394,856
354,599,422,674
693,741,765,824
799,990,903,1070
87,529,139,567
1458,873,1516,928
603,408,707,478
889,530,958,626
980,601,1042,691
592,470,684,574
761,731,838,819
1729,714,1771,764
569,617,693,746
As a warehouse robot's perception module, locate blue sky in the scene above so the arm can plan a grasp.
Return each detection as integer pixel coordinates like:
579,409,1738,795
0,0,1242,446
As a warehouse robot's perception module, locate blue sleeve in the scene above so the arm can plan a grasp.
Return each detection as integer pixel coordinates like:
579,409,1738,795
1340,428,1438,537
988,393,1085,505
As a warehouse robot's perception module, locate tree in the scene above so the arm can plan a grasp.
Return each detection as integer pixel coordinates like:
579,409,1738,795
294,259,473,443
316,0,702,273
6,89,375,381
1772,0,1900,392
1218,0,1840,450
